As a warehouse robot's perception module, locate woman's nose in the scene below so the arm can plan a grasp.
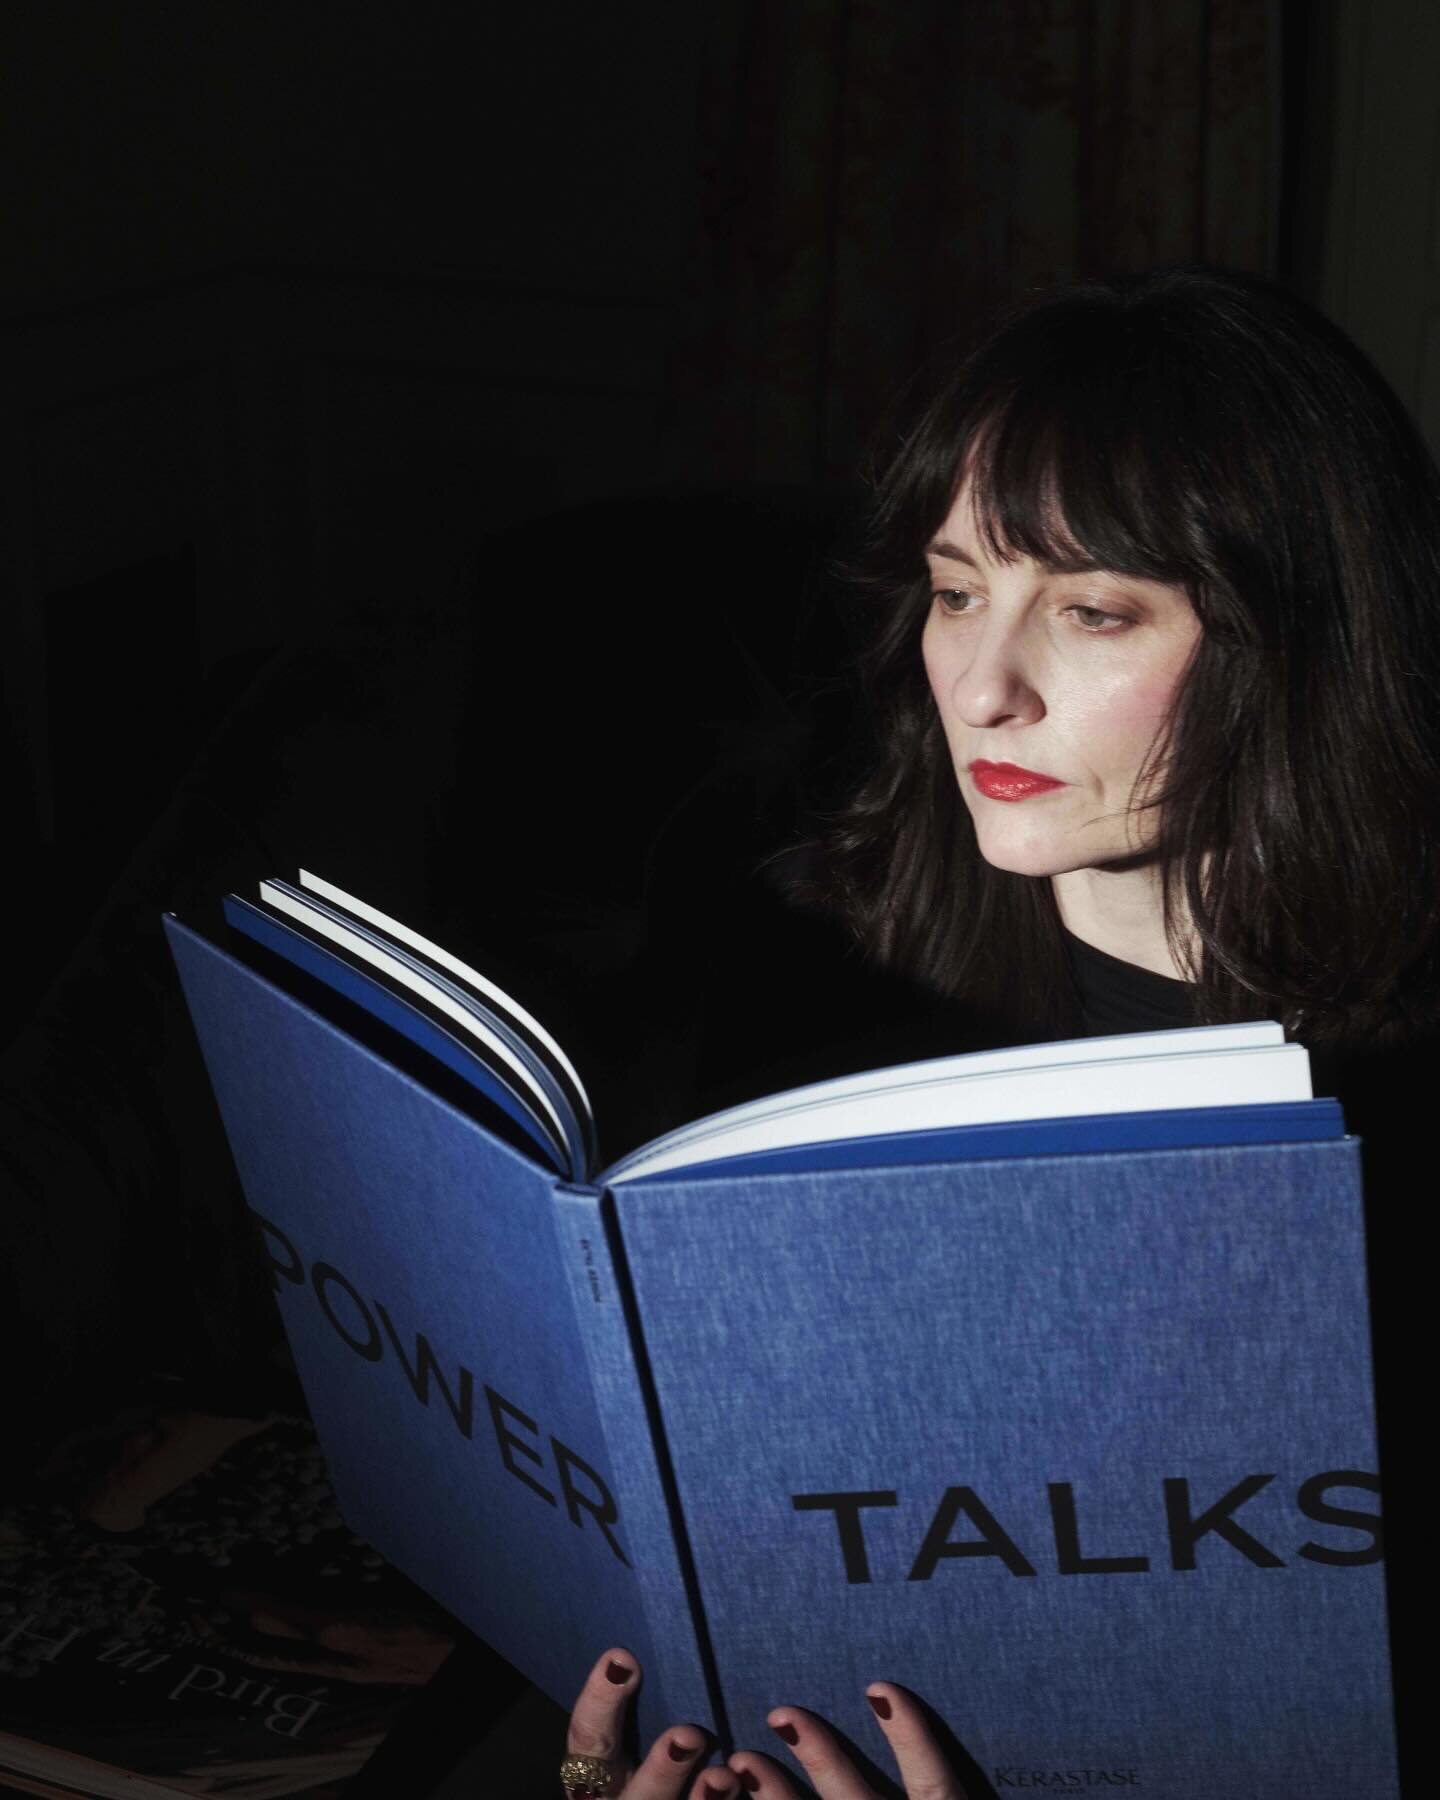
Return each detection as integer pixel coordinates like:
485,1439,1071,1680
949,625,1045,729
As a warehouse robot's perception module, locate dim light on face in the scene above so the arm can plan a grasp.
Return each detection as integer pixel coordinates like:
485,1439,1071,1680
921,485,1202,882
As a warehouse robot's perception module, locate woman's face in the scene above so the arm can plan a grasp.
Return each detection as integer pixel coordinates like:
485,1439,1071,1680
921,484,1202,878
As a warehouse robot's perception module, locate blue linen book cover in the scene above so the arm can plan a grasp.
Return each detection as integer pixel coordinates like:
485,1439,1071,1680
164,914,1396,1797
163,918,712,1747
614,1150,1393,1797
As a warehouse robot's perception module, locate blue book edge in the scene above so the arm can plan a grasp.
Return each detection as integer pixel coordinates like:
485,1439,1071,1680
608,1099,1347,1186
219,895,568,1172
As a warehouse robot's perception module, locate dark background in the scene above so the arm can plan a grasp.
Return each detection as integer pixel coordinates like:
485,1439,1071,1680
0,1,1432,1788
3,0,1438,1429
10,0,1436,1036
8,0,1439,1407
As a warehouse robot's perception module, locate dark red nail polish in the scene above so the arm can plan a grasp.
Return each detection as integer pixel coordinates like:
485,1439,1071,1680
868,1693,893,1720
668,1739,699,1762
739,1774,761,1794
773,1721,799,1745
605,1660,630,1684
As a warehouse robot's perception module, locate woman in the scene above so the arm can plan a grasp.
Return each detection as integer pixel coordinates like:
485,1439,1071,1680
559,266,1435,1798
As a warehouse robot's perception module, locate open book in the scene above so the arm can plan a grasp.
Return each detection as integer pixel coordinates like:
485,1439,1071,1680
224,870,1326,1182
163,875,1395,1800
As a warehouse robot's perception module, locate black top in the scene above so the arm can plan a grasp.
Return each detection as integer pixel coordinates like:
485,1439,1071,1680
1063,930,1196,1037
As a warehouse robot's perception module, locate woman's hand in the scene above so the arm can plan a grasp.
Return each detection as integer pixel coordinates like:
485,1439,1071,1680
730,1685,968,1799
566,1652,966,1799
564,1648,739,1798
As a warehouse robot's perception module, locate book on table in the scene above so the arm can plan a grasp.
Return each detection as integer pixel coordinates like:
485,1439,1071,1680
0,1376,457,1800
162,872,1396,1800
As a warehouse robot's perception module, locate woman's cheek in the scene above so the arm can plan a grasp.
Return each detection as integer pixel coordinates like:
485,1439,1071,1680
1088,667,1185,746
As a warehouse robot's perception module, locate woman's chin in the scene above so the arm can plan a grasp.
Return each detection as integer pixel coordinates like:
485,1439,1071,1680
970,832,1075,880
969,820,1157,881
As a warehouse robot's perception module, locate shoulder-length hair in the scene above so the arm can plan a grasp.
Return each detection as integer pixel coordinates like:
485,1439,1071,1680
810,267,1440,1049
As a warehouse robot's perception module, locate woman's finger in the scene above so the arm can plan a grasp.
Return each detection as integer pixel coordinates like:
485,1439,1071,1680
566,1650,729,1799
622,1723,724,1800
567,1647,640,1763
740,1707,877,1800
691,1776,742,1800
864,1683,967,1800
725,1749,810,1798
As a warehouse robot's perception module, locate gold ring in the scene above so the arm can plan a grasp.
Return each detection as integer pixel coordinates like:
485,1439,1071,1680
559,1752,620,1797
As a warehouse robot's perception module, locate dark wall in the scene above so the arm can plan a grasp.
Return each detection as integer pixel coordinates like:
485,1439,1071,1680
1,2,1312,1034
0,0,1365,1452
1,5,720,1026
4,7,704,309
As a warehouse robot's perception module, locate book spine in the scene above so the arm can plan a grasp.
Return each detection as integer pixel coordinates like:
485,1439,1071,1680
550,1185,724,1745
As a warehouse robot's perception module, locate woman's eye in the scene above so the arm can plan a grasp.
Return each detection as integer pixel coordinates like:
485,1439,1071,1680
1067,604,1129,632
933,588,979,615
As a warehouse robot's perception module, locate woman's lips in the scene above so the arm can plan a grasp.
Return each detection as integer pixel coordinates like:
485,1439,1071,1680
969,760,1067,801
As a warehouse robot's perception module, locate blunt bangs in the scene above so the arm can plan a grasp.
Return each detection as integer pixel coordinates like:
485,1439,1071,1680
961,393,1200,590
927,304,1227,602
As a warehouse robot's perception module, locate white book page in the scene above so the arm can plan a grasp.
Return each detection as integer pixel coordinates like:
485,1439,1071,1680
612,1021,1284,1179
609,1041,1310,1183
297,869,592,1116
259,881,569,1148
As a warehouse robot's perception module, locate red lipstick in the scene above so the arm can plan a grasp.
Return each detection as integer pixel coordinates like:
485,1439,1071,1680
969,760,1066,801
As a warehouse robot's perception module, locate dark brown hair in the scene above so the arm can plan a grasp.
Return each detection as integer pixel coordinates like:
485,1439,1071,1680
810,267,1440,1048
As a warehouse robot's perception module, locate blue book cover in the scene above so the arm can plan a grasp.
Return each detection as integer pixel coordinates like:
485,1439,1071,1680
164,918,710,1748
163,911,1396,1797
615,1150,1391,1797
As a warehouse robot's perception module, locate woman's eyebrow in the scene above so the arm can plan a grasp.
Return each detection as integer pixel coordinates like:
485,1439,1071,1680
925,539,979,566
925,536,1103,576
